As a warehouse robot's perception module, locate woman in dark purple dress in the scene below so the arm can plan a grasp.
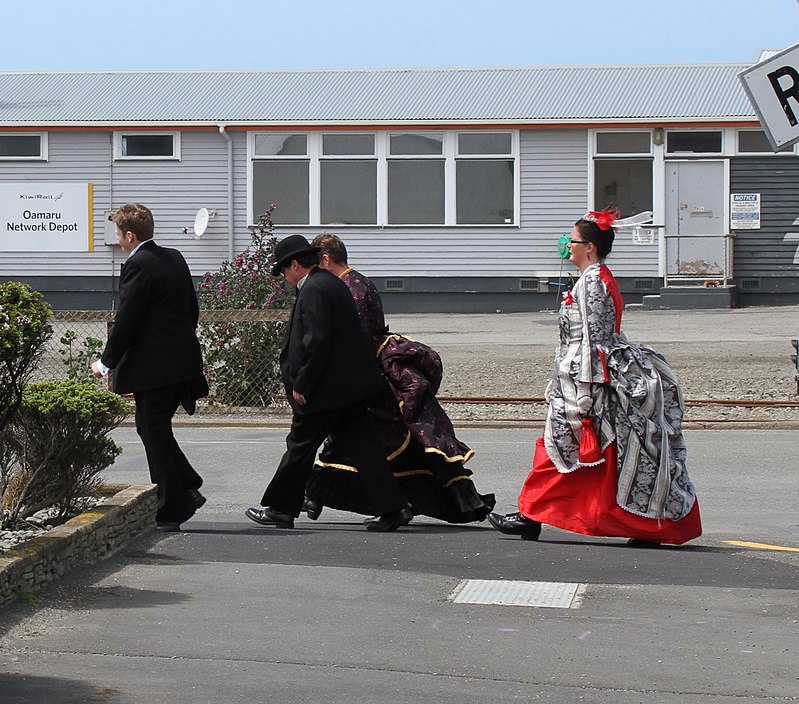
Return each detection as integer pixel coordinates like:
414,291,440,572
304,234,495,523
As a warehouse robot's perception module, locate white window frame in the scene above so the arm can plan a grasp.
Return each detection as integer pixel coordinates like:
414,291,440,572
386,131,445,225
588,129,656,217
248,130,519,227
593,129,653,157
318,132,378,225
0,132,48,161
454,132,517,225
664,129,724,156
734,127,798,156
113,131,181,160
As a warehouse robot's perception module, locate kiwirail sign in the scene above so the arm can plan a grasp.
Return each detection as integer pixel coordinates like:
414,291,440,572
739,42,799,151
0,182,93,251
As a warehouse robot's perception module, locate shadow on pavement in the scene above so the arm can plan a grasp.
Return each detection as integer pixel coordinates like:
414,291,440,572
0,674,129,704
74,585,192,610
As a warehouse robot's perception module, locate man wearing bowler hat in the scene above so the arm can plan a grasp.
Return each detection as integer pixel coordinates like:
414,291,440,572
245,235,412,531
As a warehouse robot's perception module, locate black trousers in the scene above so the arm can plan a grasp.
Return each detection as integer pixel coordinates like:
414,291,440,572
134,383,203,522
262,399,405,517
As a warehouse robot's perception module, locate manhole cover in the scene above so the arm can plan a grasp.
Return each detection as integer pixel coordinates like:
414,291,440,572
450,579,584,608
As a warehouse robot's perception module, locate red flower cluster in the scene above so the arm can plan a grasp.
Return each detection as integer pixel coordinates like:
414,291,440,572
585,207,620,231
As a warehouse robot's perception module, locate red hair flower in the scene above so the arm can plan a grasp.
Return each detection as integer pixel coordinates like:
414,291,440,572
585,207,620,231
562,290,573,306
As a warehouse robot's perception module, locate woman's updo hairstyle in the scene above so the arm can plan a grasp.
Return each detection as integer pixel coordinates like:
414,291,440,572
574,206,619,260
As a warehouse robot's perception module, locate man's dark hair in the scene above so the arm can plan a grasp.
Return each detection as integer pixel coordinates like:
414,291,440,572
296,251,321,269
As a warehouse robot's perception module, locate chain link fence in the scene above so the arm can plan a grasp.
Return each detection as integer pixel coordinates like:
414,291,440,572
664,234,733,286
35,310,291,408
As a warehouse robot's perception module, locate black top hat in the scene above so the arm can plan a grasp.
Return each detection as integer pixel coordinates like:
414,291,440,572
271,235,321,276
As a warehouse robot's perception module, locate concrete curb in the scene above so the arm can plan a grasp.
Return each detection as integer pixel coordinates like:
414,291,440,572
0,483,157,607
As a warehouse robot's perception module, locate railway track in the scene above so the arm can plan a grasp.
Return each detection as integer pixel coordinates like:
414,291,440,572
436,396,799,425
438,396,799,407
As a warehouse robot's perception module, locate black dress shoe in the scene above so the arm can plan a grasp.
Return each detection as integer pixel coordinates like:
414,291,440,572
487,512,541,541
364,506,414,532
245,506,294,528
187,488,206,511
180,488,207,522
156,521,181,532
627,538,663,548
302,496,323,520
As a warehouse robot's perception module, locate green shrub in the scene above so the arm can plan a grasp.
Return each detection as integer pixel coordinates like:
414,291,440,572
0,282,52,432
0,380,129,526
58,329,104,386
197,207,293,406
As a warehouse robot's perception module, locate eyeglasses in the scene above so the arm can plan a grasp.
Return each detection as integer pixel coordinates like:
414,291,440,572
569,239,591,245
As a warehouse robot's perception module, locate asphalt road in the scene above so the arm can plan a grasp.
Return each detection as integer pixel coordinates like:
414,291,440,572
1,426,797,703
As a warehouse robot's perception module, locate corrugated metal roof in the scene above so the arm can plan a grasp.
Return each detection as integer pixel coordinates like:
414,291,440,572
0,64,756,126
754,49,783,62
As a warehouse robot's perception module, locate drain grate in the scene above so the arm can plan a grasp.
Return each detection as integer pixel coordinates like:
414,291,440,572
450,579,584,608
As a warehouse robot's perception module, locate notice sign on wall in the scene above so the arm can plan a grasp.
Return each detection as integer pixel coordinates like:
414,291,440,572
730,193,761,230
0,182,93,252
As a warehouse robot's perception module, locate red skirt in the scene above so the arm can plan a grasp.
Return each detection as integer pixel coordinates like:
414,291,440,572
518,436,702,545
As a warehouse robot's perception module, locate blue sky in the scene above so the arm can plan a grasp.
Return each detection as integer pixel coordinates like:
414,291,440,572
3,0,799,71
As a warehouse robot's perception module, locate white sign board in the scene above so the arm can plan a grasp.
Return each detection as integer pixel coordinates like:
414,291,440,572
0,182,93,252
730,193,761,230
631,227,656,245
739,42,799,151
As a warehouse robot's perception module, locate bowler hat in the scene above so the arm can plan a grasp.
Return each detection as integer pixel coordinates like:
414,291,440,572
271,235,321,276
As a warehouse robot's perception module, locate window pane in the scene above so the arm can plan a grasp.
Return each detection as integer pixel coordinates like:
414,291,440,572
593,159,653,218
320,160,376,224
122,134,174,157
389,133,443,155
254,134,307,156
596,132,651,154
736,130,791,153
458,133,512,155
252,161,309,224
388,160,445,224
456,160,514,224
322,134,375,155
0,135,41,157
666,131,721,153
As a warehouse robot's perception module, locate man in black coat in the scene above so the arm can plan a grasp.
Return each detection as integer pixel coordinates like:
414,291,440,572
245,235,412,532
92,203,208,532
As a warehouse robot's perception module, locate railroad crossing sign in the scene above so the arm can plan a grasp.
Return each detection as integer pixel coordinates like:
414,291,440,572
739,42,799,151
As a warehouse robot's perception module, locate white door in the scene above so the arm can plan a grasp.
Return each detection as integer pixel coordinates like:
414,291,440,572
664,161,726,279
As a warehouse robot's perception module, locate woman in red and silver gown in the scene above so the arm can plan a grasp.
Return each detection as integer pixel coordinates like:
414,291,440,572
488,209,702,544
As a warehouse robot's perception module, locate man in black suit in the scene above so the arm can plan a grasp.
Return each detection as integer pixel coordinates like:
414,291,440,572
92,203,208,532
245,235,412,532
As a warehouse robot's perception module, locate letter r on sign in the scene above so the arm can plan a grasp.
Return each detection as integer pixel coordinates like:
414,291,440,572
768,66,799,127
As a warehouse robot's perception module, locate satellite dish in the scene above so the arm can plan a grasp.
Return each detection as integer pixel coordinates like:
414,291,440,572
193,208,210,239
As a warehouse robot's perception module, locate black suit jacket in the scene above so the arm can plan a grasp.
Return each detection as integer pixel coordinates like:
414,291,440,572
101,239,206,397
281,267,382,415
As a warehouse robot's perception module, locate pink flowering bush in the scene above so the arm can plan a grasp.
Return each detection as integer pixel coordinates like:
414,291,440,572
197,207,293,406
